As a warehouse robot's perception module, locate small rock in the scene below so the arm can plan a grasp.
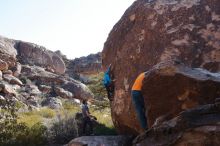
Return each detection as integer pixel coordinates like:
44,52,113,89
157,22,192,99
0,95,5,100
38,85,51,94
3,70,13,75
13,63,22,77
10,78,23,86
55,87,73,98
1,83,16,95
3,74,23,86
0,59,8,71
26,96,39,107
41,97,63,109
2,74,12,82
26,84,41,96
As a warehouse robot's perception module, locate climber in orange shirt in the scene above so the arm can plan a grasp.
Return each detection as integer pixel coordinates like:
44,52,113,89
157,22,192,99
131,72,148,130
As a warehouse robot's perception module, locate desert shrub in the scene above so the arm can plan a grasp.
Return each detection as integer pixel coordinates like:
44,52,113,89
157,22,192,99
34,108,55,119
49,114,78,144
62,99,80,112
15,101,25,109
15,122,48,146
18,114,43,127
18,107,55,127
0,98,48,146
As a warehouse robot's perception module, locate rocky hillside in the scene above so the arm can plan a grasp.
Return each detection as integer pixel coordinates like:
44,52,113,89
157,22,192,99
102,0,220,143
0,36,94,109
65,52,102,82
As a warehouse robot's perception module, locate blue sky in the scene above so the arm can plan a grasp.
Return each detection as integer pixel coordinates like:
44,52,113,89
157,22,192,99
0,0,135,59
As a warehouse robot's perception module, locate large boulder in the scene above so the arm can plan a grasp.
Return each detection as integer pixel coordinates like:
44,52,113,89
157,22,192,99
133,102,220,146
110,61,220,134
21,65,65,84
16,41,66,74
61,80,94,100
142,61,220,128
67,136,133,146
102,0,220,134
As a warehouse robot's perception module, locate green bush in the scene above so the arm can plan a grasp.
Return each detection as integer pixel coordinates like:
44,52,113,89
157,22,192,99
18,107,56,127
0,98,48,146
86,72,111,110
87,72,107,99
33,108,55,119
15,101,25,109
13,122,48,146
18,114,43,127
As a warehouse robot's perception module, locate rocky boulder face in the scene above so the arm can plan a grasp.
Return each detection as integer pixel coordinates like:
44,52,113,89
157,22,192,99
66,52,102,81
0,35,94,110
133,102,220,146
16,41,66,74
142,61,220,127
110,61,220,134
0,35,66,75
21,65,94,100
102,0,220,134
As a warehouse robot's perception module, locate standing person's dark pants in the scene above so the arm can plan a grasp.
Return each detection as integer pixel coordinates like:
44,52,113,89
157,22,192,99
131,90,148,129
82,116,93,135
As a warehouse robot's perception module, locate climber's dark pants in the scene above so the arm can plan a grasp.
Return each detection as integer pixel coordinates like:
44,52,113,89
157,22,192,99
82,116,93,134
131,90,148,130
105,84,114,101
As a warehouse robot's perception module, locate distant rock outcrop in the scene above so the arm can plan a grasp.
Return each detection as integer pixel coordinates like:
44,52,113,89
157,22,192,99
102,0,220,134
16,41,66,74
66,53,102,82
0,35,66,75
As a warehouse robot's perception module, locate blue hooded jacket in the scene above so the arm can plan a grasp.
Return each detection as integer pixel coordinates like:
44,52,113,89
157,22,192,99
103,67,111,87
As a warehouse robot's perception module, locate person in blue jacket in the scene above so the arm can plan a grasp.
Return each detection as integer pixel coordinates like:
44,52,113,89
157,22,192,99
103,64,114,101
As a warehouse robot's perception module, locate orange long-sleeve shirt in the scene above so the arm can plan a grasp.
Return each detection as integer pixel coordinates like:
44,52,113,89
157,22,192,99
132,73,145,91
